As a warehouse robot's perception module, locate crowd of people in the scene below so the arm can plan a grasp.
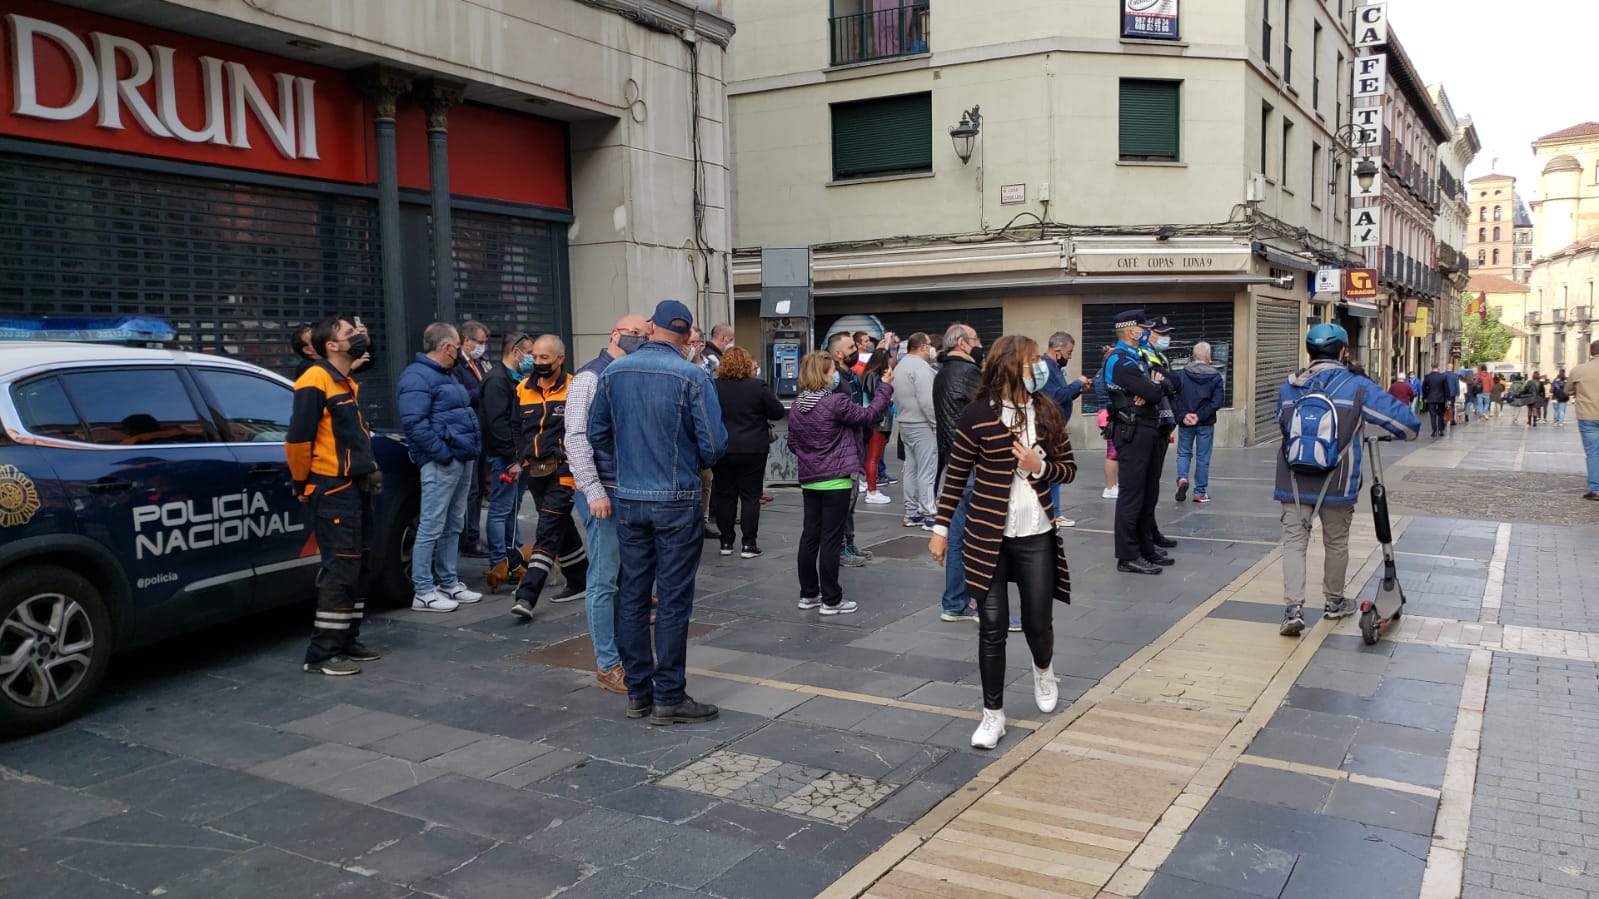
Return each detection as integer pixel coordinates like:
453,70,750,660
281,298,1599,750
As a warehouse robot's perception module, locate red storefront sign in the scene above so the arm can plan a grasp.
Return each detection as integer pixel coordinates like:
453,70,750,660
2,0,569,209
1343,268,1379,300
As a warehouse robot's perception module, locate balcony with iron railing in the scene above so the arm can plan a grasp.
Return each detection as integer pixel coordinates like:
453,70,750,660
1575,305,1592,323
1554,308,1567,323
1528,310,1542,325
829,2,929,66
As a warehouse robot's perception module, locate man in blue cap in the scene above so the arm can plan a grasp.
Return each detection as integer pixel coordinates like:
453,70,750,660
589,300,729,724
1102,308,1170,575
1274,323,1419,636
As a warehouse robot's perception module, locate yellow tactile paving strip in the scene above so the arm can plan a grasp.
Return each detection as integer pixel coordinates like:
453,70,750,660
822,513,1396,899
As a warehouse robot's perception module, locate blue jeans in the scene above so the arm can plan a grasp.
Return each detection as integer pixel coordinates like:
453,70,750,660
614,498,703,706
940,473,972,615
574,489,622,671
413,459,472,594
1554,401,1568,423
1477,394,1491,416
1581,419,1599,493
1175,425,1214,496
485,458,522,565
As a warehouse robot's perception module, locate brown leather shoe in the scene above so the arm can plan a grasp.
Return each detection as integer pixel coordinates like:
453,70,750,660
759,495,774,505
596,663,627,694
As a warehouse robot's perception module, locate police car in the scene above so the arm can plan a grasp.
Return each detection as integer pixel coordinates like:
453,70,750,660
0,318,419,736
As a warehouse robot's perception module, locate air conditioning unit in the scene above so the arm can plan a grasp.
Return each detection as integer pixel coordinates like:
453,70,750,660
1246,172,1268,204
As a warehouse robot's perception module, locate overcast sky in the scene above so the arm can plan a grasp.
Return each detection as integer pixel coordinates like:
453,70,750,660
1392,0,1598,200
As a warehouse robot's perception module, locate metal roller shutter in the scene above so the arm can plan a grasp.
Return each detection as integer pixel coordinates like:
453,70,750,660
1080,302,1235,413
831,93,933,179
450,210,563,345
1254,300,1302,440
0,153,394,424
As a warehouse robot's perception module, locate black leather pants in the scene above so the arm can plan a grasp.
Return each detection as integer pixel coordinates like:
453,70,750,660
978,531,1056,710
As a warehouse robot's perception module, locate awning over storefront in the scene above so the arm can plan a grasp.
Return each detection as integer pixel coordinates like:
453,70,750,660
1341,301,1381,318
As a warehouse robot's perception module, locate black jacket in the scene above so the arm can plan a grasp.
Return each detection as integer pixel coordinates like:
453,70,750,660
452,356,491,408
479,368,524,466
715,376,786,455
933,352,981,465
1421,371,1452,404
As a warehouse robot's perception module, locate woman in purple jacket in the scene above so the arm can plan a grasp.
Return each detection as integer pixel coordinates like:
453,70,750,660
787,351,894,615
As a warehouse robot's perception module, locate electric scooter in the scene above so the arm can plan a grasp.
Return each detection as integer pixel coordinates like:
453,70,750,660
1360,435,1404,645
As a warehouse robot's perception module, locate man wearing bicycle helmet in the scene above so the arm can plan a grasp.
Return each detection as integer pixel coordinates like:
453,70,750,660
1274,324,1420,636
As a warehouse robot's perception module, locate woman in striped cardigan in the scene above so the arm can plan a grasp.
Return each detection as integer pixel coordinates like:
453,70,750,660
929,335,1077,749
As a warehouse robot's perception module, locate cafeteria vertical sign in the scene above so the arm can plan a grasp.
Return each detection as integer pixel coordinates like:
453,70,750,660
1123,0,1178,39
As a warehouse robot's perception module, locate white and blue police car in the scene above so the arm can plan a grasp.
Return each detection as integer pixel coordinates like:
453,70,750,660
0,317,419,736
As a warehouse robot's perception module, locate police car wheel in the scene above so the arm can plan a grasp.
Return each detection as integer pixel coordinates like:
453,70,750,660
0,566,112,737
377,494,421,604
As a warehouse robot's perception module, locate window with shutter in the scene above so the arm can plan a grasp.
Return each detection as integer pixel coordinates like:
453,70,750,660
831,93,933,180
1119,80,1181,162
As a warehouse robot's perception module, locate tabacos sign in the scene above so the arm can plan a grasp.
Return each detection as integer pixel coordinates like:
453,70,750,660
2,1,366,181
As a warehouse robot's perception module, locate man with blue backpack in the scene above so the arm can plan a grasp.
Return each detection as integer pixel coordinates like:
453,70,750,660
1275,323,1420,636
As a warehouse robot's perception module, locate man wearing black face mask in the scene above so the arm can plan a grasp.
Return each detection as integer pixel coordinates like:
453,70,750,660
510,334,589,619
481,332,533,591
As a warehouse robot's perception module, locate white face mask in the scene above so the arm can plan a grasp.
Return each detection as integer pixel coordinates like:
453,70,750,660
724,340,735,349
470,344,485,360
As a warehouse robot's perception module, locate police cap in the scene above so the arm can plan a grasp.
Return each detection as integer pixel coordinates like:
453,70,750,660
1113,308,1145,330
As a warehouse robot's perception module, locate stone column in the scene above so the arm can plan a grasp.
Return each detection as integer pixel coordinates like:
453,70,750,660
355,64,414,394
419,78,466,322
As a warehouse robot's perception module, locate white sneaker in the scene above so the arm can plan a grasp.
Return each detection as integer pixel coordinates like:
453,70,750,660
819,599,859,616
1054,516,1076,528
441,583,482,604
412,591,459,613
971,708,1006,749
864,491,892,505
1102,486,1120,499
1034,664,1059,713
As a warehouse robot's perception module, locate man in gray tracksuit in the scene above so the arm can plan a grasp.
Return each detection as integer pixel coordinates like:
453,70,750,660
894,332,940,528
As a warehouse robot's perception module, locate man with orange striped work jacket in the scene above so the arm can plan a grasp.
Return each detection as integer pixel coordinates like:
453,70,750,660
510,334,590,620
285,315,382,677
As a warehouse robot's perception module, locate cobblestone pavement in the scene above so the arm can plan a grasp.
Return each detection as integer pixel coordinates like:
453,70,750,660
4,417,1593,899
0,439,1273,899
830,417,1599,899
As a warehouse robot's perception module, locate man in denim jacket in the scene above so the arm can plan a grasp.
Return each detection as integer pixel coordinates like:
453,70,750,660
589,301,729,725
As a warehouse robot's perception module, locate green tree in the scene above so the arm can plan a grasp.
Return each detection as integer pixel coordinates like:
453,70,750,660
1460,298,1512,366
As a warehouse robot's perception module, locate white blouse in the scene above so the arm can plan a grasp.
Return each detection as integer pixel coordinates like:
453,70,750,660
997,400,1053,539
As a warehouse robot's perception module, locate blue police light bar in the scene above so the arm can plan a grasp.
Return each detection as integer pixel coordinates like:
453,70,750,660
0,316,179,346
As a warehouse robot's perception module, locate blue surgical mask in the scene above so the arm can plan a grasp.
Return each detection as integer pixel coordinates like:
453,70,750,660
829,371,841,391
1024,359,1050,394
1153,336,1172,352
517,355,535,376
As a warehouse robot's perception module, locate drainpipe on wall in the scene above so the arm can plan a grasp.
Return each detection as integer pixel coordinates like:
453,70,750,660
419,79,467,323
356,64,415,393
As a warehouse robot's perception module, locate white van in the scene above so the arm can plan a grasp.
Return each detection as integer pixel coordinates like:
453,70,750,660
1485,361,1524,381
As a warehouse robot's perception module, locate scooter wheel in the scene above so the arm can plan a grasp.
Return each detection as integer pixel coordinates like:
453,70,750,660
1360,608,1379,646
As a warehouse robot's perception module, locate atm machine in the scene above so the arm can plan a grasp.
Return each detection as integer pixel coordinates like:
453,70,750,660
759,247,812,485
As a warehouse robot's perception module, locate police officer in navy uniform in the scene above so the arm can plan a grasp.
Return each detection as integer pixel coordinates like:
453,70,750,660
1139,315,1182,554
1102,309,1169,575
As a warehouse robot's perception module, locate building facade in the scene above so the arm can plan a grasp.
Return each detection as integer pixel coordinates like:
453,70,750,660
1526,123,1599,372
1426,84,1478,371
0,0,735,424
724,0,1388,446
1466,173,1518,279
1465,273,1531,368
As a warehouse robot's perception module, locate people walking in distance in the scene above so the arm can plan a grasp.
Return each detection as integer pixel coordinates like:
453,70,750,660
1275,323,1419,637
1422,364,1451,437
566,314,650,695
1443,365,1461,428
1524,372,1546,427
481,332,532,592
1552,369,1570,425
1539,373,1552,424
1388,374,1415,407
1103,309,1171,576
1491,374,1506,418
588,300,728,725
453,321,493,559
1094,345,1120,500
893,332,940,529
933,323,983,622
711,346,786,559
1568,343,1599,500
1173,341,1224,504
1040,331,1091,526
286,315,383,676
396,322,483,614
861,347,897,506
827,331,873,567
510,334,589,620
1476,365,1494,419
929,335,1076,750
788,351,894,616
